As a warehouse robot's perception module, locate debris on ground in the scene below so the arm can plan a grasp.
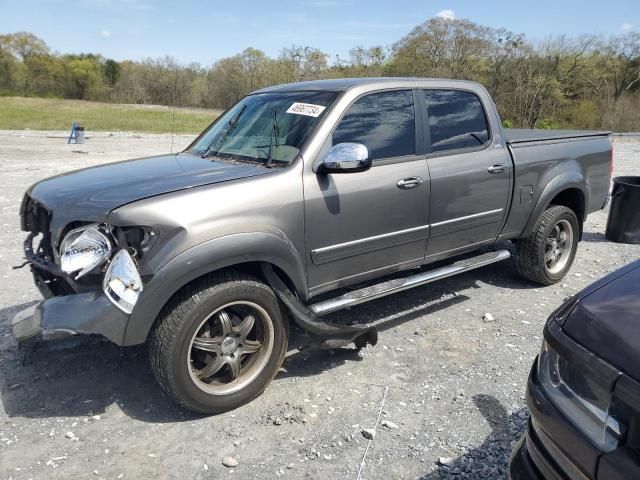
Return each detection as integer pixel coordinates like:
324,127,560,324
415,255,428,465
361,428,376,440
222,456,238,468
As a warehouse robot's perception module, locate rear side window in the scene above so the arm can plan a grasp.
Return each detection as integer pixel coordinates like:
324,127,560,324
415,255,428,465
423,90,489,153
333,90,415,160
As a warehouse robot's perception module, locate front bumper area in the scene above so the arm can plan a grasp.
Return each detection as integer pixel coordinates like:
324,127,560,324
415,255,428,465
510,430,546,480
12,292,130,345
510,422,574,480
510,361,596,480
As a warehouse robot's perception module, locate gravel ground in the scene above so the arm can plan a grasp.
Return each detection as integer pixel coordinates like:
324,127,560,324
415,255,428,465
0,131,639,480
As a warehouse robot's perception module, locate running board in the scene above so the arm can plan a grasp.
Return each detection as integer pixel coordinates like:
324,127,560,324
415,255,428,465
309,250,511,316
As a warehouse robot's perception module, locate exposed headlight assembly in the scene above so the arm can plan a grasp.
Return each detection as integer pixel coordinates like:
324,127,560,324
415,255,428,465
60,225,112,279
103,249,143,314
538,340,626,452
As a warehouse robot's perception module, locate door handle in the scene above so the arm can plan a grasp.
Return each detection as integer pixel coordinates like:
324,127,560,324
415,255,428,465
488,164,505,174
396,177,424,189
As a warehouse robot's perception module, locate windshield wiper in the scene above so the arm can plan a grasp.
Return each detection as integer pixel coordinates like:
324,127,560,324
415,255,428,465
265,110,280,168
202,104,247,158
469,132,485,145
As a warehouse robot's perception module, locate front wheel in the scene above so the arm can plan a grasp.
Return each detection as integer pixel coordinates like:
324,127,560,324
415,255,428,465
148,271,288,414
514,205,580,285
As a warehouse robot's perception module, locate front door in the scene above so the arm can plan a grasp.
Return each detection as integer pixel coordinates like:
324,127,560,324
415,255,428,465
304,89,430,296
420,88,512,261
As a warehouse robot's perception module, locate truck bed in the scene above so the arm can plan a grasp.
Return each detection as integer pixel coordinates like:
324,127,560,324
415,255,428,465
499,127,612,240
505,128,611,144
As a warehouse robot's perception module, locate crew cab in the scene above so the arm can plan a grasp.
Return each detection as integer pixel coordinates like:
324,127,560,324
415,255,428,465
12,78,612,413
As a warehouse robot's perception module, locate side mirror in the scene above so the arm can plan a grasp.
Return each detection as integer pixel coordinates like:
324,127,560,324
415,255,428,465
318,142,371,174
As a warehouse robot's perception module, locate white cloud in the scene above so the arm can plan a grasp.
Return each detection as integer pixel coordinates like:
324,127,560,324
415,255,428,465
435,9,456,20
101,30,111,37
622,23,635,32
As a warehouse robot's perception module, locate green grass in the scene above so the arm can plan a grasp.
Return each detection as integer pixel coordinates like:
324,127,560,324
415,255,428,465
0,96,220,133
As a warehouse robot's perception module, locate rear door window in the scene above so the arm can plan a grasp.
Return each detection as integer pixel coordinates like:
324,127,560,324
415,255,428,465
422,90,489,153
333,90,415,160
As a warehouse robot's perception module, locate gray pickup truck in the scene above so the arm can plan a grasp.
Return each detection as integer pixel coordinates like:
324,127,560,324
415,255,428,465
13,78,612,413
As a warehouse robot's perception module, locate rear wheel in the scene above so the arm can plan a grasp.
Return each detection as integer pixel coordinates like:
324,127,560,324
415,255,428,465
148,271,288,414
514,205,579,285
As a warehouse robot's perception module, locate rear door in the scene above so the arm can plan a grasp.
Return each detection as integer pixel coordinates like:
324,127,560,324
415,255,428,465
304,89,430,296
420,88,512,261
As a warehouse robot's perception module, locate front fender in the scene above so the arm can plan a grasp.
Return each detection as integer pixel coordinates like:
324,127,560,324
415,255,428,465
521,170,587,237
122,232,307,346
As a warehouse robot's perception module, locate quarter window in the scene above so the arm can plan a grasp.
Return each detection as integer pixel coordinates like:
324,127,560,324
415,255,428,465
423,90,489,153
333,90,415,160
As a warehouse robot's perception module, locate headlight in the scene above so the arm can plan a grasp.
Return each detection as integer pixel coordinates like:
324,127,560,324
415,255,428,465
103,249,143,314
60,226,112,279
538,341,624,451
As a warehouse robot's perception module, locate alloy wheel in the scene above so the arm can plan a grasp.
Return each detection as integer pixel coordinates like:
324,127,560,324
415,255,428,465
544,219,574,275
187,301,274,395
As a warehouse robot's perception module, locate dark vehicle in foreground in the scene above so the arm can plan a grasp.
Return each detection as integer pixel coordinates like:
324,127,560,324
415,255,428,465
12,78,612,413
511,260,640,480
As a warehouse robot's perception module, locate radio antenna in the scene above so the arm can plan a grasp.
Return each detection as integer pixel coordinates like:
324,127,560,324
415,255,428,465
170,65,178,153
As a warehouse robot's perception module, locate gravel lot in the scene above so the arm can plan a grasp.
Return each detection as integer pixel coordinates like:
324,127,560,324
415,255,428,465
1,131,639,480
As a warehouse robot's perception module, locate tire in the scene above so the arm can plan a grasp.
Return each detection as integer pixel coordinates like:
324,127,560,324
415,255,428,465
514,205,580,285
148,270,288,414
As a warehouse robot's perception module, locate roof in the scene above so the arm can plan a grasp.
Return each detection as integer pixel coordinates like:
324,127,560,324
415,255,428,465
253,77,480,94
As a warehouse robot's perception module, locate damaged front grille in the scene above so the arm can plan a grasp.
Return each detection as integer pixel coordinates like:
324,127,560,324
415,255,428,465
20,194,75,297
20,193,52,235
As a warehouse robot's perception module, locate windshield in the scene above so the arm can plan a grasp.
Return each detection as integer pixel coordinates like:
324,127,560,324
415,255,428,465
187,91,338,166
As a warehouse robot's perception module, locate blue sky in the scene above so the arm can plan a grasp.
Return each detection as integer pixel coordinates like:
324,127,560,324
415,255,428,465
0,0,638,66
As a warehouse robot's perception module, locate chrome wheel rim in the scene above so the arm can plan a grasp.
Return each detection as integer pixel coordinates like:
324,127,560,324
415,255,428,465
187,301,274,395
545,219,573,275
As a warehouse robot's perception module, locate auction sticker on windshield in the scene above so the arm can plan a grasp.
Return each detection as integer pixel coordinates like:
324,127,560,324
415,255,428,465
286,102,327,117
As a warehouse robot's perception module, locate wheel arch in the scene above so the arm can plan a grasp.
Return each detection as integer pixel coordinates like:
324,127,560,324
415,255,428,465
122,232,307,346
521,173,588,239
548,188,585,232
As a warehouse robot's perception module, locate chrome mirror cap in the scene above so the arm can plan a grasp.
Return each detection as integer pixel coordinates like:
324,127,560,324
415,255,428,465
320,142,371,173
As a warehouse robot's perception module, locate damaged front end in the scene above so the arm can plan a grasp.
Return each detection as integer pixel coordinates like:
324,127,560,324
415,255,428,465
13,194,149,345
20,193,73,299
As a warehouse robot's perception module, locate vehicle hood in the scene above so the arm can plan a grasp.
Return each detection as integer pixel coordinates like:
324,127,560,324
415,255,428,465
27,153,273,234
563,260,640,381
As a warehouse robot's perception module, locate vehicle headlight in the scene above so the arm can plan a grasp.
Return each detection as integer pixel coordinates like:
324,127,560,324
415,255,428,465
103,249,143,314
538,340,625,451
60,226,112,279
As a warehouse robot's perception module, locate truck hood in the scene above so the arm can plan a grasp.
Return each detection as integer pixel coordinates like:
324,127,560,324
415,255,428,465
27,153,273,235
563,261,640,381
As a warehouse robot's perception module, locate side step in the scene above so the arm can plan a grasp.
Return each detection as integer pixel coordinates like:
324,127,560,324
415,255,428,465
310,249,510,316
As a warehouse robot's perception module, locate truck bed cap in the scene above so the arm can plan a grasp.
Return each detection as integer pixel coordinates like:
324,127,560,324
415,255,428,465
505,128,611,144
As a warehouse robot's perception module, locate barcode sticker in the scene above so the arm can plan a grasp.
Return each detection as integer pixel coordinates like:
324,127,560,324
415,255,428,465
286,102,326,117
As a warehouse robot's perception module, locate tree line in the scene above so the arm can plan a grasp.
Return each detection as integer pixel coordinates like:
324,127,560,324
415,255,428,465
1,19,639,131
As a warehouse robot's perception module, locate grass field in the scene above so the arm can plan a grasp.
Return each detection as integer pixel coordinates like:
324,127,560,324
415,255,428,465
0,96,220,133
